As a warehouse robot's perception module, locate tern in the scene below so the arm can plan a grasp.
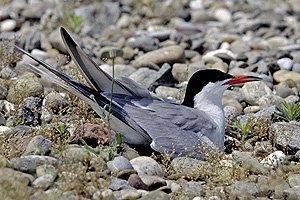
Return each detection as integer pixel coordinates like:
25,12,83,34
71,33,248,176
15,27,260,158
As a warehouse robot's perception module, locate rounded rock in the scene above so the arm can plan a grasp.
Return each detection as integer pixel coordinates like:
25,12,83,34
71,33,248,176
130,156,164,177
277,58,293,71
23,135,51,156
107,156,133,173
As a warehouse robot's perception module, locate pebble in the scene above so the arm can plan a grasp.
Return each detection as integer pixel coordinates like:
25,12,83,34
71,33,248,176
214,8,232,23
273,70,300,83
287,174,300,187
10,155,58,174
130,156,164,177
32,174,56,189
240,81,273,105
277,57,293,70
232,150,269,175
132,45,185,68
260,151,286,168
272,122,300,152
107,156,133,174
16,97,43,126
0,126,13,136
0,19,16,32
23,135,51,156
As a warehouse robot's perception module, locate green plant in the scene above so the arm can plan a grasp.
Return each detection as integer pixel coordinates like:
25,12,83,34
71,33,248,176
68,13,84,34
229,118,252,142
277,101,300,122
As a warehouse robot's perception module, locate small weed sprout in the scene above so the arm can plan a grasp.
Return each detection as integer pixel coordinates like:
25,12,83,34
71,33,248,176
229,118,252,142
276,101,300,122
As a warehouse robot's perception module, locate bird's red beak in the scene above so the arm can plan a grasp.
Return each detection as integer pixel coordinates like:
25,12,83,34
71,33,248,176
223,75,261,85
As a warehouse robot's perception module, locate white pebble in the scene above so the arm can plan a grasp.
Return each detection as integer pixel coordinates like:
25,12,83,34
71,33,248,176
261,151,286,168
277,57,293,70
0,19,16,32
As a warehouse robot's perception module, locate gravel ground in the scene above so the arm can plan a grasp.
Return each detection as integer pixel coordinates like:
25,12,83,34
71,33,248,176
1,0,300,199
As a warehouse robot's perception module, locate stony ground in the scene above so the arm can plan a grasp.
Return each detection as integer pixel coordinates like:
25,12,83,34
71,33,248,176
1,0,300,199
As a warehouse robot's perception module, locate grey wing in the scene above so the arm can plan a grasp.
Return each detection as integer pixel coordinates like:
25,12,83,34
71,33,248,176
120,99,220,158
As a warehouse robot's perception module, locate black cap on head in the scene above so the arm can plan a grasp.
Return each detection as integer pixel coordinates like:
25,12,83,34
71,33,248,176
182,69,233,107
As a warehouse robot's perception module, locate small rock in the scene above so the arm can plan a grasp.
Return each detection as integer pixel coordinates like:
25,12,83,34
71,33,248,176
267,36,289,48
43,91,69,113
10,155,57,174
287,174,300,187
107,156,133,174
16,97,42,126
100,64,136,77
277,58,293,70
139,175,167,190
155,86,179,99
0,154,10,168
113,189,141,200
272,122,300,153
23,135,51,156
109,177,134,191
214,8,232,23
273,70,300,83
228,181,258,197
139,190,170,200
126,36,159,52
69,123,113,146
292,63,300,73
0,19,16,32
240,81,272,105
128,174,149,190
172,62,206,83
283,187,300,200
232,150,268,175
31,49,48,61
170,157,209,178
7,72,44,104
260,151,286,168
257,94,283,108
48,28,67,53
60,146,94,163
0,126,13,136
129,68,158,88
36,164,57,177
130,156,164,177
32,174,56,189
132,45,185,68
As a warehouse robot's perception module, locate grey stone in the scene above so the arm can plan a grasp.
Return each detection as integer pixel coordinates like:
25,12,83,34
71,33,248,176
228,181,258,197
139,190,170,200
16,97,42,126
283,187,300,200
32,174,56,189
172,61,206,83
10,155,57,174
126,36,159,52
44,91,69,114
129,68,158,88
170,157,209,178
1,67,17,79
292,63,300,73
155,86,179,99
113,189,141,200
273,70,300,84
232,150,268,175
109,177,134,191
240,81,272,105
0,19,16,32
7,72,43,104
36,164,57,177
132,45,185,68
100,64,136,78
0,168,34,199
139,175,167,190
230,39,250,53
23,135,51,156
107,156,133,173
130,156,164,177
21,2,47,19
277,58,293,70
60,146,94,163
272,122,300,152
0,126,13,136
0,154,10,168
287,174,300,187
257,94,283,108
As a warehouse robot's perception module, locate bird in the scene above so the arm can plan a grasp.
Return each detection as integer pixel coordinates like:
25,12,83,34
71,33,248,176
15,27,261,158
